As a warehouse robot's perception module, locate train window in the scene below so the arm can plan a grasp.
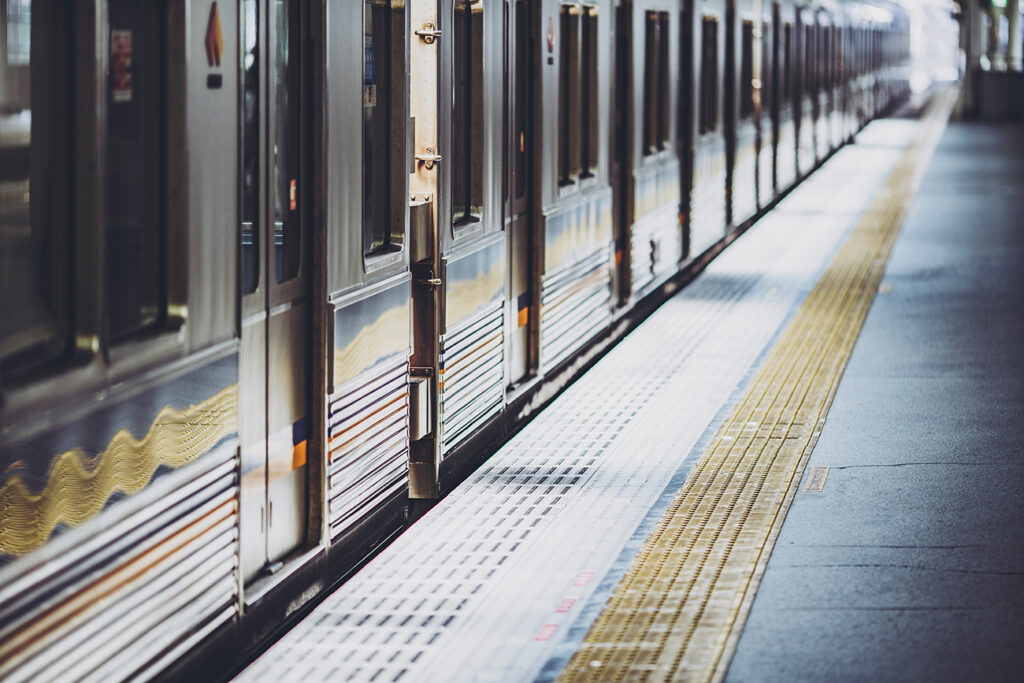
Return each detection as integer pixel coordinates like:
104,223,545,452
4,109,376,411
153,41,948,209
6,0,30,64
782,22,791,104
363,0,399,255
106,0,166,341
762,21,772,113
641,12,655,152
641,12,669,154
453,0,484,226
558,4,580,184
513,0,528,199
656,12,670,149
803,24,814,96
699,16,718,135
830,26,837,89
241,0,259,293
273,0,301,281
822,25,830,92
836,26,843,83
739,20,753,120
0,0,73,379
580,5,599,177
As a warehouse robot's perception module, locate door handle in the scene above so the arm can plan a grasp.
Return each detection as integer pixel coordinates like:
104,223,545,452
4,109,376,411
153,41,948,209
414,22,442,44
415,146,443,170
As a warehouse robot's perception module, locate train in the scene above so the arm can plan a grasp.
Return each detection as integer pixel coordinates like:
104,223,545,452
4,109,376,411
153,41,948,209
0,0,909,679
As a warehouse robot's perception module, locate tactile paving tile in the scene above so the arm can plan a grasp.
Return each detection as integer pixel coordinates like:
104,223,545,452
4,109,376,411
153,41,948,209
237,120,917,683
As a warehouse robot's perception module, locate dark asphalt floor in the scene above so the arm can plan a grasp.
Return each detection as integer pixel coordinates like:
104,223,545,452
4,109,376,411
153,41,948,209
725,122,1024,682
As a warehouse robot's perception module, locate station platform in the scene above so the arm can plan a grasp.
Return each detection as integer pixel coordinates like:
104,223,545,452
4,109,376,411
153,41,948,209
236,90,1024,682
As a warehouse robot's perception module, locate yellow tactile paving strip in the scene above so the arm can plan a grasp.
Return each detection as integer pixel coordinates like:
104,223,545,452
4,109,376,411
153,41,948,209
560,88,958,683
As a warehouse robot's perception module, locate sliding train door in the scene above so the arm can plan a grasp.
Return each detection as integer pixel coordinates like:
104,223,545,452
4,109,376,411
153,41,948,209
620,0,683,297
239,0,311,583
505,0,534,387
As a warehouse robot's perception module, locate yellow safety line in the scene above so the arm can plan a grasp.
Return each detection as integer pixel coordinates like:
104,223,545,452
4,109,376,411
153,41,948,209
560,88,958,683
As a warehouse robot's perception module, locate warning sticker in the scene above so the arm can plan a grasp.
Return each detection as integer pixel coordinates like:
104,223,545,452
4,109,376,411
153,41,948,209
111,30,133,103
363,85,377,108
206,2,224,67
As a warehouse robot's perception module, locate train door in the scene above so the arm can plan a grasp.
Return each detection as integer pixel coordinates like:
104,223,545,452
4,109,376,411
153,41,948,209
505,0,534,387
617,0,684,299
239,0,311,583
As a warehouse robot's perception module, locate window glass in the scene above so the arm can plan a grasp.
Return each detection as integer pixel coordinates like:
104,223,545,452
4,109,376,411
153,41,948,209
580,5,598,176
699,17,718,135
762,21,772,113
363,0,396,256
513,0,528,199
558,4,580,183
822,25,830,91
0,0,71,378
740,20,753,120
107,0,165,341
836,27,842,84
656,12,669,149
803,24,814,96
273,0,301,281
241,0,259,293
452,0,483,225
6,0,30,64
642,11,657,154
782,22,791,103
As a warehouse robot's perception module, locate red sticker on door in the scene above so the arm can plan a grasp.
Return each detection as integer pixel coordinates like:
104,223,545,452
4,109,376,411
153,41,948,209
111,30,133,103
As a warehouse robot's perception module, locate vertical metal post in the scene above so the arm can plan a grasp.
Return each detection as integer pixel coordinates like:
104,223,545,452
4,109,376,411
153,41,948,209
1008,0,1022,70
408,0,442,500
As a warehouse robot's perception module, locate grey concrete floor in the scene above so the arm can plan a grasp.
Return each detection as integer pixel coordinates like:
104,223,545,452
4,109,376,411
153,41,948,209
726,122,1024,682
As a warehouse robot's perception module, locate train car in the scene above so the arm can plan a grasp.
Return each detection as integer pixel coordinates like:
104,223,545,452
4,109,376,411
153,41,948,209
0,1,911,680
689,0,728,256
1,1,242,678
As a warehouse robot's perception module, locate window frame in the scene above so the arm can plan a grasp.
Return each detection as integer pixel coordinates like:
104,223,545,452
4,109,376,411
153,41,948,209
782,22,792,106
1,0,194,400
739,19,754,121
451,0,485,232
105,0,170,342
655,11,670,150
558,3,582,185
579,4,599,178
361,0,406,263
0,0,75,383
698,15,718,136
